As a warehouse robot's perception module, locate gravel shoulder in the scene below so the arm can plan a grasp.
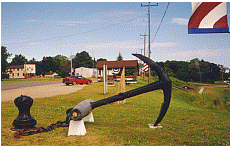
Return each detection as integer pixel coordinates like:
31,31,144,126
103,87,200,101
1,83,86,102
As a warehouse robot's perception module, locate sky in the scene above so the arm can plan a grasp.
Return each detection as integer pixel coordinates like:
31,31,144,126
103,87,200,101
1,1,230,68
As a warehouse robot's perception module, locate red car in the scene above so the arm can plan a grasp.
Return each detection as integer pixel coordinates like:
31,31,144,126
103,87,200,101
62,76,92,85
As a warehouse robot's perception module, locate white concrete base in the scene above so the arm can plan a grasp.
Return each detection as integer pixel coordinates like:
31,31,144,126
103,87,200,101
68,120,86,136
148,124,163,129
68,112,94,136
83,112,94,122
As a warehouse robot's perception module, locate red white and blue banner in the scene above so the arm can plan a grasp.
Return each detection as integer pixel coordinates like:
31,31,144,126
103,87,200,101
188,2,229,34
113,68,120,74
140,63,149,74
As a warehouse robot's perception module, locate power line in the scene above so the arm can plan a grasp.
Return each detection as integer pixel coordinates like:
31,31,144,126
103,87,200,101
151,2,170,44
4,14,145,45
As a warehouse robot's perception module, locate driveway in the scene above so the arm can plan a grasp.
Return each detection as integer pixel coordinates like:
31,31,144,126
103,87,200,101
1,81,62,91
1,83,87,102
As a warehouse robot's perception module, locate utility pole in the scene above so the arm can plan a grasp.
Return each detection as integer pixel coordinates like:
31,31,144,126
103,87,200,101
141,2,158,84
71,53,73,75
140,34,148,80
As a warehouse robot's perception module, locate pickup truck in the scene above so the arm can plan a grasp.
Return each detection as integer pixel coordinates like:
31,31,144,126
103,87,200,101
62,76,92,85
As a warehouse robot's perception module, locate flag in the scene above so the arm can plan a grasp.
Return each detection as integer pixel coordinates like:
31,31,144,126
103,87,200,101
188,2,229,34
140,63,149,74
143,63,149,72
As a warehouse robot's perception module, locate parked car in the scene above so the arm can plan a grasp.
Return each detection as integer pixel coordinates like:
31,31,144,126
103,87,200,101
62,76,92,85
54,75,61,78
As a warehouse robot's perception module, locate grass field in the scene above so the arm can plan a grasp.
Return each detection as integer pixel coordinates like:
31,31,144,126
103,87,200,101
1,78,230,146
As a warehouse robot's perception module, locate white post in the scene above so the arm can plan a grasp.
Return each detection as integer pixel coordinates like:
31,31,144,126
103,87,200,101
103,63,108,94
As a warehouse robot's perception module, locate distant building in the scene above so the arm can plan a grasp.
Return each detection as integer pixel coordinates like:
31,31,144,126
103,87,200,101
95,60,138,82
7,64,36,79
75,67,97,78
44,72,58,78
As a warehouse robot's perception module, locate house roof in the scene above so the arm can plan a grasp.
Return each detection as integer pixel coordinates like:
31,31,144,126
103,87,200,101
95,60,138,69
45,72,57,75
7,65,24,69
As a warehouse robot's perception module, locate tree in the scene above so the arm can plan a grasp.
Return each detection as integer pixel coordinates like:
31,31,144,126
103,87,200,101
35,61,43,76
42,56,57,75
53,55,71,77
1,46,11,79
28,58,36,64
117,52,123,61
73,51,93,68
97,58,107,62
53,55,69,71
10,54,27,65
57,60,71,77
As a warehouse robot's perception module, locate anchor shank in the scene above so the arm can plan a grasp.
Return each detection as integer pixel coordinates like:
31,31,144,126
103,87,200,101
91,81,166,109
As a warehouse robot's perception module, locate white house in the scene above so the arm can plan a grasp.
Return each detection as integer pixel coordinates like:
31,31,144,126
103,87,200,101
7,64,36,79
75,67,97,78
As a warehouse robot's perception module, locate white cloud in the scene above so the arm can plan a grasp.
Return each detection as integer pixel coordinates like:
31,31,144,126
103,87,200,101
171,18,189,26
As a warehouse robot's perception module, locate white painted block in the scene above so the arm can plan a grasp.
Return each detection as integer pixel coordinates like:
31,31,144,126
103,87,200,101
148,124,163,129
83,112,94,122
68,120,86,136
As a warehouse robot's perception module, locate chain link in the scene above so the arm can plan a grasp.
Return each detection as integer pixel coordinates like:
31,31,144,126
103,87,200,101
14,120,69,138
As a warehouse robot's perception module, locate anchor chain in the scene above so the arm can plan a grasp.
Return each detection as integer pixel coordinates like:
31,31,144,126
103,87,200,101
13,108,72,138
14,120,69,138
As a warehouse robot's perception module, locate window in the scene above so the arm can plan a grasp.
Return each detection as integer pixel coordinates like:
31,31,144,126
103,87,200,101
17,73,19,76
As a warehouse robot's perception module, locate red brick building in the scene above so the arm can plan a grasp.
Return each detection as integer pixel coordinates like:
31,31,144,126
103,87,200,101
95,60,138,82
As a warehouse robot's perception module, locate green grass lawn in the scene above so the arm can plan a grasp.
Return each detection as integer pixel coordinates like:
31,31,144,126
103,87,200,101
1,79,230,146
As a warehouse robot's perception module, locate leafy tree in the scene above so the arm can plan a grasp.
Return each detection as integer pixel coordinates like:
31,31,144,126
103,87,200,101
53,55,70,77
97,58,107,62
28,58,36,63
1,46,11,79
53,55,69,71
158,58,228,83
175,68,190,82
35,61,43,76
57,60,71,77
117,52,123,61
73,51,93,68
10,54,27,65
42,56,57,75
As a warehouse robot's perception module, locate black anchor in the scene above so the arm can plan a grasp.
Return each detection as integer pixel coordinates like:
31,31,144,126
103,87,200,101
69,54,172,126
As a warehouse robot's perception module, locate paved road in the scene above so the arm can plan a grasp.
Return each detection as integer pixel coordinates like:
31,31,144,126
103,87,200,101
1,79,98,102
1,81,62,91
